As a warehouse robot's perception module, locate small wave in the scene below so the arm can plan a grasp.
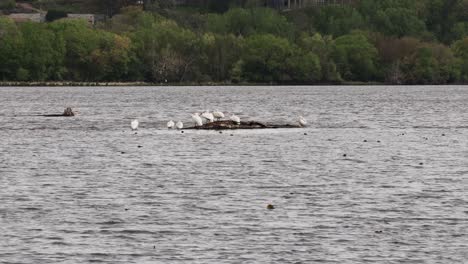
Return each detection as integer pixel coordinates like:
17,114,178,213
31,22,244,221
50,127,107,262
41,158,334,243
89,253,111,257
413,125,468,129
344,158,367,164
98,220,125,225
51,241,69,246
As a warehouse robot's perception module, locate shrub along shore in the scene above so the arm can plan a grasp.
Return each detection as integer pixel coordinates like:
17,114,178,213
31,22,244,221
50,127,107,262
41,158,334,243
1,1,468,85
0,81,384,87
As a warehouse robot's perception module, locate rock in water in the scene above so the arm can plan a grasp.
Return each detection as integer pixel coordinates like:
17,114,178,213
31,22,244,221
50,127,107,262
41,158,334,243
63,107,75,117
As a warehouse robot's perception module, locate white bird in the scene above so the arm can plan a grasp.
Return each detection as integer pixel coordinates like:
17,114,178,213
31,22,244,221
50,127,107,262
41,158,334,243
213,110,225,121
230,115,240,124
131,119,139,130
167,120,175,129
176,121,183,130
192,113,203,127
299,116,307,127
201,111,214,123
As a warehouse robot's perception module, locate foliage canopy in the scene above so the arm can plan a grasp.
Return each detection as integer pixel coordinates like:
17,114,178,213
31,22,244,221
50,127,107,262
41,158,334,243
1,1,467,84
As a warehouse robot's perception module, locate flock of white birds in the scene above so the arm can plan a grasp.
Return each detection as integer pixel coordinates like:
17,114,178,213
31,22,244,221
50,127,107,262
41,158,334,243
130,110,307,131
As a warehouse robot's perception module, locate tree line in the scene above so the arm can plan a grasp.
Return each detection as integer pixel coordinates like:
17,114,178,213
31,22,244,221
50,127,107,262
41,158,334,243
0,0,467,84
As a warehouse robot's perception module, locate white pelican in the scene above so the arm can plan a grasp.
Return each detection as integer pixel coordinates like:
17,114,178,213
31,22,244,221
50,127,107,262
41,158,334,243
213,110,225,121
230,115,240,124
201,111,214,123
176,121,183,130
299,116,307,127
191,113,203,127
131,119,139,130
167,120,175,129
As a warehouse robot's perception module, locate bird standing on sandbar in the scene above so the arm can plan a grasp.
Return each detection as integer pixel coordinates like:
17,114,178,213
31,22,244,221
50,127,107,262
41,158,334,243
299,116,307,127
201,111,214,123
213,110,225,121
167,120,175,129
192,113,203,127
230,115,240,124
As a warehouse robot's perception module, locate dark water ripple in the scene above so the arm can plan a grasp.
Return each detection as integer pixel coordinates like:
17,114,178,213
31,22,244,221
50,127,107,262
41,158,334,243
0,85,467,263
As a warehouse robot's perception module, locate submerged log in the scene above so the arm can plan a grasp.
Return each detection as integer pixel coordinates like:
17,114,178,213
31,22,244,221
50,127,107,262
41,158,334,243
186,120,302,130
42,107,75,117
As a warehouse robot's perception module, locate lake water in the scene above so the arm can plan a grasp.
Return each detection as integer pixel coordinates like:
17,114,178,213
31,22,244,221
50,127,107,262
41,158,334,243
0,86,467,263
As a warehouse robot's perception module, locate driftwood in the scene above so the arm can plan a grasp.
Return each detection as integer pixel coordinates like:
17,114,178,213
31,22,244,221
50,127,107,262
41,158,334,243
42,107,75,117
185,120,302,130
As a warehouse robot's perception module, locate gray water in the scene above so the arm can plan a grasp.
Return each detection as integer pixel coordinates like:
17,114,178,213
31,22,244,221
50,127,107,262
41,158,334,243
0,86,467,264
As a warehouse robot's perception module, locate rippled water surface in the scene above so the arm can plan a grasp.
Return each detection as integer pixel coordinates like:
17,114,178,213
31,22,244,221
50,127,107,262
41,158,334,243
0,85,467,263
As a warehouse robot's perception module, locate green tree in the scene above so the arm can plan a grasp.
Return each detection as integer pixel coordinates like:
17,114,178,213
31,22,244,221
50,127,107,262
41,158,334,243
2,0,468,85
425,0,467,43
402,43,460,84
200,33,243,81
205,8,293,39
374,8,426,37
129,17,202,82
241,34,321,83
18,22,66,81
307,6,365,37
332,31,378,81
49,19,131,81
452,37,468,81
286,51,321,83
299,33,341,82
0,17,23,80
374,35,422,84
241,34,292,82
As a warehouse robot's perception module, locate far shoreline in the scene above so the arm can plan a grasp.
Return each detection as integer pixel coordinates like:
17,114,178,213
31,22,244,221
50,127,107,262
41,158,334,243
0,81,466,87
